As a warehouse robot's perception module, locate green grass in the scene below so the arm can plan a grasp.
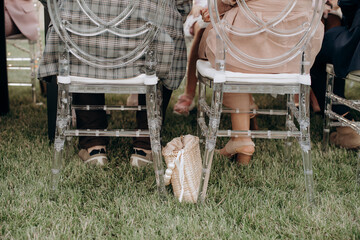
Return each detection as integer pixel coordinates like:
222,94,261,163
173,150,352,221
1,83,359,239
1,43,360,238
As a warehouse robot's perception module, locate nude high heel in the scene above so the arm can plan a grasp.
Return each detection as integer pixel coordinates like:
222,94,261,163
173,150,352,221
217,139,255,165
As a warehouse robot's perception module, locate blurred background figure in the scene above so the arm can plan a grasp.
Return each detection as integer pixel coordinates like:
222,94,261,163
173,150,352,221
310,0,360,149
5,0,39,41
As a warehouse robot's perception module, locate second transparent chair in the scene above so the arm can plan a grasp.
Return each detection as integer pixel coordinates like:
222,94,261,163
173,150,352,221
46,0,167,197
322,64,360,183
196,0,324,204
6,0,42,104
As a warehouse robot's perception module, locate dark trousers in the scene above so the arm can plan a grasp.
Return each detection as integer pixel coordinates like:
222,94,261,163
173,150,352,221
73,86,172,150
133,86,173,150
46,76,109,148
73,93,109,149
47,76,57,142
310,23,349,117
47,75,173,149
310,54,349,116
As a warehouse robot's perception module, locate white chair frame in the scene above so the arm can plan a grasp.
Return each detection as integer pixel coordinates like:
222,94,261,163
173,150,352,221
196,0,324,204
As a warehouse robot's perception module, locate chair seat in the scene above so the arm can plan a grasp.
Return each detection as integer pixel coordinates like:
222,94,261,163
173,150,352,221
58,74,158,85
196,60,311,85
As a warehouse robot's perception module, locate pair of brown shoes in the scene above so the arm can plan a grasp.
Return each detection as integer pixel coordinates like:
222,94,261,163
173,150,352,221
78,148,108,166
330,126,360,149
130,148,153,167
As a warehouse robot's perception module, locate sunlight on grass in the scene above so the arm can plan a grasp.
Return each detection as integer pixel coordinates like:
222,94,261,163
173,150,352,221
1,70,359,239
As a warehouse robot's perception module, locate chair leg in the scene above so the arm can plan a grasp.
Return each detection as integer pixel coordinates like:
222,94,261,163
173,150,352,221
299,85,315,206
47,77,58,143
285,94,294,161
322,72,335,151
51,83,70,191
29,40,37,104
357,151,360,185
52,137,65,191
155,83,163,124
197,82,223,203
146,85,166,198
197,80,206,148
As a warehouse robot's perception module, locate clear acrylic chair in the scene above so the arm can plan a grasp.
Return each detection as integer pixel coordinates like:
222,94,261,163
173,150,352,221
47,0,167,197
196,0,324,204
322,64,360,182
6,0,42,104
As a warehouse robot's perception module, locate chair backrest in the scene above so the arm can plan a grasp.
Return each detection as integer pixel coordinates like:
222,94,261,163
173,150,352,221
46,0,166,71
208,0,324,72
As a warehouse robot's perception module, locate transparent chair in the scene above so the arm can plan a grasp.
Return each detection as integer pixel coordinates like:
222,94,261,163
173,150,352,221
47,0,167,197
196,0,324,204
6,0,42,104
322,64,360,182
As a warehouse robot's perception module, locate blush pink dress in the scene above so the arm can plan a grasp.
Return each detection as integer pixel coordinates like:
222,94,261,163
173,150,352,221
199,0,324,74
198,0,324,109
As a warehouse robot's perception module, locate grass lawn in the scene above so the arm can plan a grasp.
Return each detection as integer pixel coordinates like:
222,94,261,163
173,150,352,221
1,43,359,239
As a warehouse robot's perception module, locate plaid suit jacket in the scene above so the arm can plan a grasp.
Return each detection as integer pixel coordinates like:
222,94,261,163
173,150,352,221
38,0,191,90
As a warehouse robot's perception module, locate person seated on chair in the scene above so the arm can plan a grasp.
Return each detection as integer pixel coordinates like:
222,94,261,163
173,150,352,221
172,0,208,116
38,0,192,166
310,0,360,149
125,1,208,113
173,0,260,132
197,0,324,165
5,0,39,41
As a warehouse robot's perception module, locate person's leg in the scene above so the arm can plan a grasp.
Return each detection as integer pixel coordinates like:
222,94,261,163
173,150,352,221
173,23,205,116
311,44,350,116
313,14,357,149
310,52,328,113
219,93,255,165
72,93,108,150
133,86,173,150
73,93,108,165
47,76,58,142
184,24,205,98
130,86,173,167
332,76,350,116
311,13,341,114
